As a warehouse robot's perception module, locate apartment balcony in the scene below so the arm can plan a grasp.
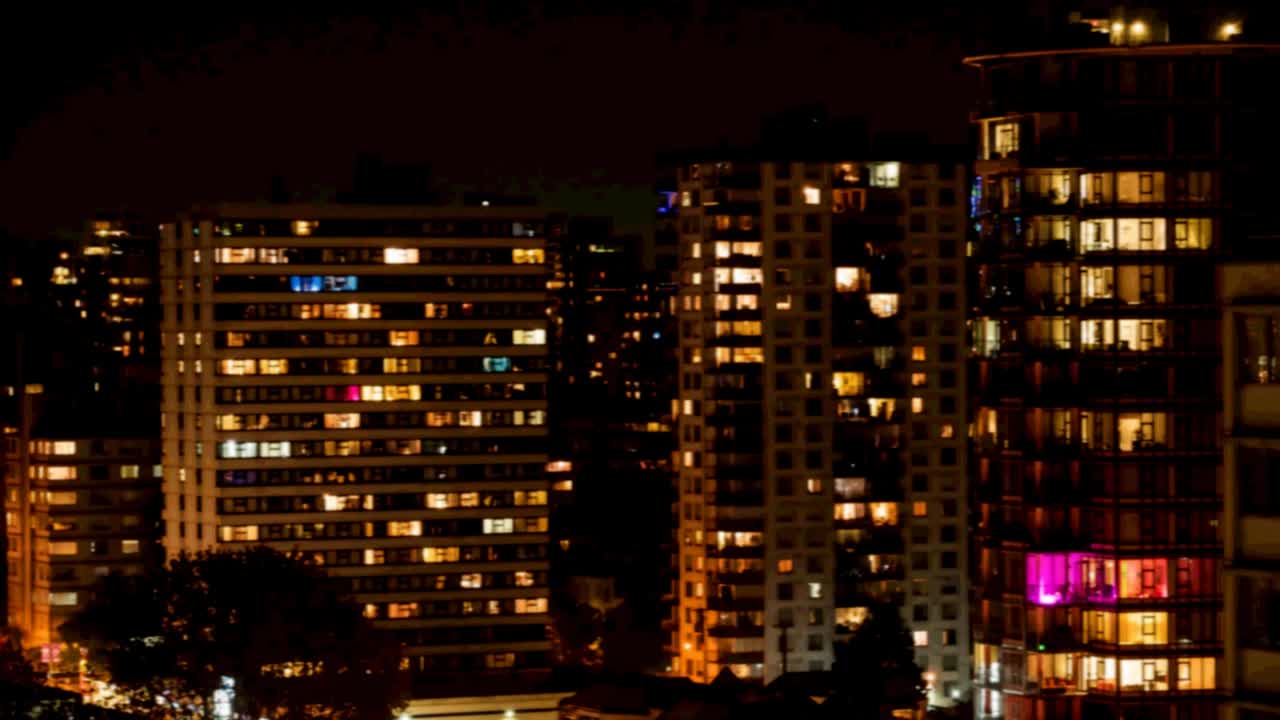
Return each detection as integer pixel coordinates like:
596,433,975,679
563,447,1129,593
1240,384,1280,431
713,570,765,585
1240,648,1280,699
704,595,765,612
707,623,765,639
1239,515,1280,563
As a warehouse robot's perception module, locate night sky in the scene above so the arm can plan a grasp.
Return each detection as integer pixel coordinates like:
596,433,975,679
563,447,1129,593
1,1,1021,239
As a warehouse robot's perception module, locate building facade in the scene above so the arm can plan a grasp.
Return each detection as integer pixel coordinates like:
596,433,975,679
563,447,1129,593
671,157,968,702
160,204,556,690
3,431,161,649
1223,262,1280,720
967,10,1279,720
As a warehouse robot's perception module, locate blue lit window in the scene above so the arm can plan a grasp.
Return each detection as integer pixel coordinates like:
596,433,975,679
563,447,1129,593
290,275,358,292
483,357,512,372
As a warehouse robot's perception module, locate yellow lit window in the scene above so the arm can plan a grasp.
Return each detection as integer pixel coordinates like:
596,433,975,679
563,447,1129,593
513,248,545,264
387,602,419,619
383,357,420,373
389,331,419,347
802,186,821,205
53,441,77,455
45,466,76,481
732,242,762,256
735,294,758,310
911,346,927,361
292,220,315,236
715,241,731,258
49,541,78,555
515,571,535,587
423,547,460,563
868,294,899,318
460,492,480,508
834,502,866,521
1117,611,1168,645
483,518,514,534
714,215,732,231
258,358,288,375
324,413,360,429
869,502,898,526
1177,657,1215,690
426,411,455,427
835,267,864,292
912,501,928,517
992,121,1019,157
806,477,823,494
911,372,928,387
867,397,896,420
913,630,929,647
940,424,955,439
387,521,422,537
384,247,419,264
733,348,764,363
426,493,455,509
218,525,259,542
777,558,794,574
690,242,701,258
776,294,793,310
460,573,483,589
515,598,548,614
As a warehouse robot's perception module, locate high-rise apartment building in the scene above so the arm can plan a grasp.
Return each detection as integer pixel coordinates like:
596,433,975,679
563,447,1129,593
671,156,968,701
1223,261,1280,720
160,204,556,691
967,10,1278,720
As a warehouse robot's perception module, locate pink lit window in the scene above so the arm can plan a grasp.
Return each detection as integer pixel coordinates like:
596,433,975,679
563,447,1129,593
345,385,361,402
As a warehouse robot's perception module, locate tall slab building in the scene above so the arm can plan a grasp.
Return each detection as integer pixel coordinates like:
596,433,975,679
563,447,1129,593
161,204,556,691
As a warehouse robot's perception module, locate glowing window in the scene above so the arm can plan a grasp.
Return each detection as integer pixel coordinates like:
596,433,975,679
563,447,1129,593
483,518,514,534
324,413,360,429
911,397,924,414
1118,612,1168,645
45,466,76,481
384,248,419,264
258,358,288,375
913,630,929,647
50,541,78,555
808,582,824,599
835,267,864,292
513,329,546,345
121,540,140,554
834,503,866,520
513,248,545,264
483,357,512,372
422,547,460,563
868,294,899,318
777,558,794,574
912,501,928,517
911,372,928,387
53,441,77,456
1119,558,1168,599
869,502,898,526
1177,657,1215,690
515,598,548,614
460,573,483,589
911,346,927,361
731,268,763,284
993,122,1019,157
776,294,793,310
940,424,955,438
49,592,79,606
389,331,419,347
869,162,900,188
832,372,865,397
802,186,821,205
387,521,422,537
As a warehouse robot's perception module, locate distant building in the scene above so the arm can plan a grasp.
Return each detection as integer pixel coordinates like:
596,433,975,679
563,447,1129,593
3,431,161,649
160,204,557,692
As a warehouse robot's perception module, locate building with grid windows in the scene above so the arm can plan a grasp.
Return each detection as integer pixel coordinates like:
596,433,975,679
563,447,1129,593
669,155,969,703
967,9,1280,720
160,204,556,691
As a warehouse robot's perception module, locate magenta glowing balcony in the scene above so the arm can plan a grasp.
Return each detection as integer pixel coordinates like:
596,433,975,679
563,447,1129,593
1026,552,1119,606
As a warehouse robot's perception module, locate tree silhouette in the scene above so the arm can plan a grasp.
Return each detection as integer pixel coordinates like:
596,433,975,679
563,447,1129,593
62,546,407,720
824,602,926,719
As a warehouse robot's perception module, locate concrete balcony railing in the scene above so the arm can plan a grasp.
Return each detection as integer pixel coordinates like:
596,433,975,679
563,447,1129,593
1240,384,1280,431
1239,515,1280,562
1240,648,1280,697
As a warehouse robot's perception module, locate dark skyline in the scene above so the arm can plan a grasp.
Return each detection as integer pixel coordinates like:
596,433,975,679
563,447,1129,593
0,2,992,239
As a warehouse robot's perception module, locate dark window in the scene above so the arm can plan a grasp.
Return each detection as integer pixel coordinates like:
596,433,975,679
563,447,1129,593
910,189,928,207
775,188,792,206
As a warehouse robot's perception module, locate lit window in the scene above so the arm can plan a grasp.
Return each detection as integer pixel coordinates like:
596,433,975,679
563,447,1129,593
387,602,419,619
806,477,823,494
808,582,824,599
483,518,514,534
992,121,1019,157
45,466,76,481
389,331,419,347
513,248,545,264
460,573,483,589
258,358,289,375
384,247,419,264
513,329,547,345
802,186,821,205
423,547,460,563
913,631,929,647
869,162,900,188
515,571,535,587
363,549,385,566
50,541,78,555
324,413,360,429
515,598,548,614
777,558,794,574
120,465,140,479
49,491,77,505
835,267,864,292
53,441,76,456
49,592,79,607
868,294,899,318
292,220,315,236
387,521,422,537
912,501,928,517
776,294,793,310
940,424,955,439
219,525,259,542
832,372,865,397
911,372,928,387
869,502,898,526
911,346,927,361
121,539,140,554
